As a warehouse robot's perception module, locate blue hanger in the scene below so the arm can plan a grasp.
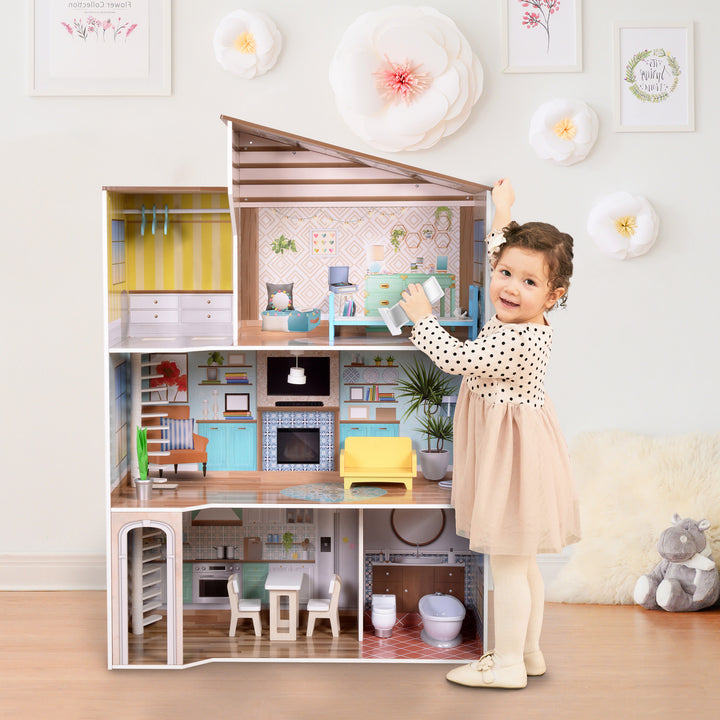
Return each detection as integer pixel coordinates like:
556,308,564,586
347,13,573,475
141,204,146,236
152,205,157,235
164,204,169,235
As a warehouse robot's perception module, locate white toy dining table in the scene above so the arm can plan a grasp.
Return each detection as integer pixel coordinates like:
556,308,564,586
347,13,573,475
265,569,304,641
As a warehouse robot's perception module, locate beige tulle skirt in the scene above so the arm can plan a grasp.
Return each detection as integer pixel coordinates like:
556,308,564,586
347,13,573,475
451,382,581,556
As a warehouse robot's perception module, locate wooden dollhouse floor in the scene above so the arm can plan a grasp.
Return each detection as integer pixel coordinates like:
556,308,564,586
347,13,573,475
111,471,454,509
127,609,480,665
236,320,474,349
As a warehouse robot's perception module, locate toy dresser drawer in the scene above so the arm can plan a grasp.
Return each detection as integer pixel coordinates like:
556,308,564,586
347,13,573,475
365,293,400,314
129,309,179,323
365,276,404,294
180,294,232,310
129,294,179,310
181,309,232,323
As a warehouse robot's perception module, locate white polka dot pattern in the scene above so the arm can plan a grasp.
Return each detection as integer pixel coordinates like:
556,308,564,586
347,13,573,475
410,315,553,408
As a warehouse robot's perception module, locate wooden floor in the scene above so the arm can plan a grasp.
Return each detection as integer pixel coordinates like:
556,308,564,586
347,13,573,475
110,470,453,509
3,592,720,719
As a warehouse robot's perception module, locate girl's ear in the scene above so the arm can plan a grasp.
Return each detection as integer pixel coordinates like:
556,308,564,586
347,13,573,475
545,287,565,309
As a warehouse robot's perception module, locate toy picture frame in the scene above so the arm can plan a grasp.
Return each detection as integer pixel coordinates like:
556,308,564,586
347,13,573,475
148,353,188,403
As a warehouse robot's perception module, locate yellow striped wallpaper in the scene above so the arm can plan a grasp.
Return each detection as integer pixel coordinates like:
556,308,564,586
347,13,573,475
125,192,232,291
106,190,233,325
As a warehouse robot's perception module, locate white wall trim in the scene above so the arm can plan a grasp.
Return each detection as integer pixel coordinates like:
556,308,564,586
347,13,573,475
0,554,106,590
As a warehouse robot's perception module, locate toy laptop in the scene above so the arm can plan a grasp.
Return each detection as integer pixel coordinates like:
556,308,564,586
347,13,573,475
328,266,357,294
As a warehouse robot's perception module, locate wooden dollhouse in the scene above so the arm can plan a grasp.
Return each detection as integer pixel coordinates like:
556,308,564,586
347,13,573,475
104,115,493,668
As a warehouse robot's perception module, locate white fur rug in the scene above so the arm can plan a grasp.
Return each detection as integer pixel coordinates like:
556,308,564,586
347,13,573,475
546,431,720,604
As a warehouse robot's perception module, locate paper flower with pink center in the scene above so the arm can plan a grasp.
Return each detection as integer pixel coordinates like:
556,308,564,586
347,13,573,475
587,192,659,260
529,99,598,166
213,10,282,78
328,6,483,152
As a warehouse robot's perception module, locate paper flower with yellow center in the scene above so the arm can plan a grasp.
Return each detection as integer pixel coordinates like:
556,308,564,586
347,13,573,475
529,98,598,166
329,6,483,152
587,192,659,260
213,10,282,79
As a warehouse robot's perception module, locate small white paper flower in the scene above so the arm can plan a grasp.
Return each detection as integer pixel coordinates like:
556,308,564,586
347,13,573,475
213,10,282,78
529,99,599,166
587,192,659,260
329,6,483,152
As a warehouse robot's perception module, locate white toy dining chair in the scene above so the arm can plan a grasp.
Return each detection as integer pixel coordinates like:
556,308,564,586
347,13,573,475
227,573,262,637
306,574,341,637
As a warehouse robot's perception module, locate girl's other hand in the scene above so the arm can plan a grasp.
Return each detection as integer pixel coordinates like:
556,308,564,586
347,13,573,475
492,178,515,210
399,283,432,323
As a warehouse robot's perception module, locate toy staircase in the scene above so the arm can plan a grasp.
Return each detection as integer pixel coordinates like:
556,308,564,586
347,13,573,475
130,355,171,482
130,527,165,634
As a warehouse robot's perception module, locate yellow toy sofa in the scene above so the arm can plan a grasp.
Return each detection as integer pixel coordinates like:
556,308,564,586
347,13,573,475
339,436,417,491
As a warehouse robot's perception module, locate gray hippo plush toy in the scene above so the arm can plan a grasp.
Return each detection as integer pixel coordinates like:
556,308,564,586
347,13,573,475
634,514,720,612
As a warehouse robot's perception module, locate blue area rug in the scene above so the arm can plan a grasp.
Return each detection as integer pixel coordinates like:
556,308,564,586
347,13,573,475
280,482,387,503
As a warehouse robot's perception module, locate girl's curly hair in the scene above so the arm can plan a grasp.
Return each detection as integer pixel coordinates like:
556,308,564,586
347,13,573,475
497,221,574,309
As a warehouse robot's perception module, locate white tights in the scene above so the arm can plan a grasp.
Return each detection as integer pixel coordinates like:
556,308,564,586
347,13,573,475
489,554,544,667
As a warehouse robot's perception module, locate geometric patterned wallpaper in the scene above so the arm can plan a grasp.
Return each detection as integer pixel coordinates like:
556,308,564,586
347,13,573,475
258,206,460,316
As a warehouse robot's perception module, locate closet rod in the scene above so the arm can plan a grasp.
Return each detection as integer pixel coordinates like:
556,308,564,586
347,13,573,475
122,208,230,215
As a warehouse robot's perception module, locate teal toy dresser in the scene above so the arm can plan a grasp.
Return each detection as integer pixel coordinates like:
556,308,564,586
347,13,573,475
364,273,457,317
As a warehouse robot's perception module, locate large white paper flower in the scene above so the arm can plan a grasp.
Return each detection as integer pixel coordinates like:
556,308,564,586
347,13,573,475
328,6,483,152
587,192,659,260
529,99,599,166
213,10,282,78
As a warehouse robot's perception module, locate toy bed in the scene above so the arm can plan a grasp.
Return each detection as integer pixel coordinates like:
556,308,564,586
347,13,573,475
261,309,321,332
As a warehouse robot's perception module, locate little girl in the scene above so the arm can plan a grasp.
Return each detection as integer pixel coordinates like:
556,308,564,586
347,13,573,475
399,178,580,689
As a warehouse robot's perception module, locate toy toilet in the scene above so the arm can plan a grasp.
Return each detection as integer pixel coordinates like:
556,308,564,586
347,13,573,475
371,594,396,638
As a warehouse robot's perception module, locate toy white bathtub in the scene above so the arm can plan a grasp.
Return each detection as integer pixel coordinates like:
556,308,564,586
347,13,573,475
418,592,466,648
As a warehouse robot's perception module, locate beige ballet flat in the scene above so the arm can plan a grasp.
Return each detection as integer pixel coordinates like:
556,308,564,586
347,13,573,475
446,652,527,689
523,649,546,676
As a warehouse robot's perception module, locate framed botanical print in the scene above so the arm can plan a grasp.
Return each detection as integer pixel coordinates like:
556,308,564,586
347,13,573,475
30,0,171,95
502,0,582,73
613,23,694,132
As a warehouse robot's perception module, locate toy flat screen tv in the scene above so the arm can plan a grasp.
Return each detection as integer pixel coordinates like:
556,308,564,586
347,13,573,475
266,356,331,397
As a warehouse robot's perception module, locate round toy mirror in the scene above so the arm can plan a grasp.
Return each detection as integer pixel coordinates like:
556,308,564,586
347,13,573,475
391,509,446,546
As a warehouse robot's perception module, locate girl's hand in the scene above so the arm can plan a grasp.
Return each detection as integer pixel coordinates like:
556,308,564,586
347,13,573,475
491,178,515,231
399,283,432,323
492,178,515,209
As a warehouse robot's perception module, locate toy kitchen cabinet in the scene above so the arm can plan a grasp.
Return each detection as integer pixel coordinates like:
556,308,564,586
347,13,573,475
104,116,491,669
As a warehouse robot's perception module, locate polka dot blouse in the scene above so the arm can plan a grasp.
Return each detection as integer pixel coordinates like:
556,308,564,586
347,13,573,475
410,315,553,408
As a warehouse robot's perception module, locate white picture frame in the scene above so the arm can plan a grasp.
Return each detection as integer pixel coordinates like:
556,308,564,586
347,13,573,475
29,0,171,96
502,0,582,73
348,406,369,420
613,23,694,132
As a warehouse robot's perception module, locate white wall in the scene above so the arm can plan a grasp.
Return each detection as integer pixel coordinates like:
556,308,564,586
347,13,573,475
1,1,718,586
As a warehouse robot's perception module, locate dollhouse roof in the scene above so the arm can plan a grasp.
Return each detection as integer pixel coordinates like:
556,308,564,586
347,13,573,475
221,115,490,207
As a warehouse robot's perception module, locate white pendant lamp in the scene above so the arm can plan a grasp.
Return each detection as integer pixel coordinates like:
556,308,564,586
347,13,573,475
288,352,306,385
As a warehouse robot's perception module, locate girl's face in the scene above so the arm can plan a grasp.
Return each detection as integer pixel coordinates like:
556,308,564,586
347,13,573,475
490,246,565,325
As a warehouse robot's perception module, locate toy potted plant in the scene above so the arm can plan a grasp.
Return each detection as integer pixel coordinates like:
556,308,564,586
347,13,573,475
282,532,295,556
135,426,152,502
396,358,455,481
206,351,224,382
